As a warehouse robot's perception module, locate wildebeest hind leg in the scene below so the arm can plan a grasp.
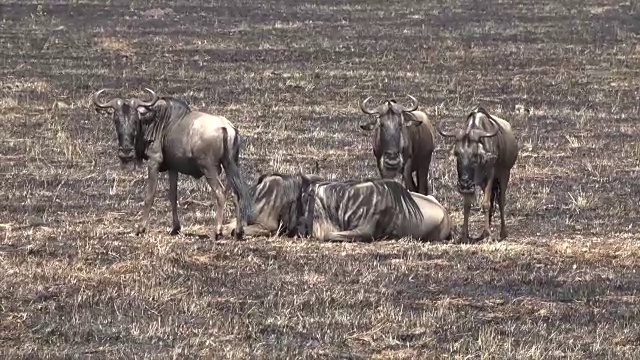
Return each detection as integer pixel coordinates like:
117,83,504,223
168,170,181,235
498,173,510,240
204,166,226,240
322,220,377,243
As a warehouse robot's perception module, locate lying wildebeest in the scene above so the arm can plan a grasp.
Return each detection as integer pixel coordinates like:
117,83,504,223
222,173,451,242
92,88,253,239
437,106,518,241
359,95,436,195
221,172,325,238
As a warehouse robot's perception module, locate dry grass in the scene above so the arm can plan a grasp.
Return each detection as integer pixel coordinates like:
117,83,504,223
1,0,640,358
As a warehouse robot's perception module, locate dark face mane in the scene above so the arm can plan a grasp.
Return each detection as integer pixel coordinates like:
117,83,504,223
453,109,500,193
110,99,145,164
377,101,407,167
359,97,422,175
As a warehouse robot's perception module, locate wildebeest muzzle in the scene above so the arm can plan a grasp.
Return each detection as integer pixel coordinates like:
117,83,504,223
457,171,475,194
382,151,402,169
118,147,135,162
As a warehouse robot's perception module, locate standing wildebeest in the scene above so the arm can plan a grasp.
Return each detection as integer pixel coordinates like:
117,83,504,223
92,88,253,239
437,106,518,241
359,95,436,195
222,174,451,242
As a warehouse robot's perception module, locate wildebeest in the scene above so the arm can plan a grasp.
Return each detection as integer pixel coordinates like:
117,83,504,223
298,177,452,242
221,172,325,238
437,106,518,241
359,95,436,195
223,174,451,242
92,88,253,239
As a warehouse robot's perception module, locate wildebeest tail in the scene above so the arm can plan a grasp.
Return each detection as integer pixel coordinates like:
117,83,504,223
221,128,256,224
490,180,500,221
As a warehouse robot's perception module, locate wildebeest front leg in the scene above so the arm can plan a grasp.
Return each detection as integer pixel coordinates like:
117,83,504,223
222,219,274,238
402,159,417,192
136,163,160,235
498,173,511,240
480,177,495,240
461,194,473,242
204,166,226,240
323,229,375,242
168,170,181,235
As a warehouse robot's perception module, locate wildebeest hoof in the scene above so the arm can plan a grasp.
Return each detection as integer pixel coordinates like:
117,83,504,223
170,226,181,236
233,228,244,240
135,224,147,236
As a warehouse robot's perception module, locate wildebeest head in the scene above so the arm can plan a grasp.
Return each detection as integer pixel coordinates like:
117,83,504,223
295,173,324,237
437,109,499,194
92,88,159,166
359,95,422,177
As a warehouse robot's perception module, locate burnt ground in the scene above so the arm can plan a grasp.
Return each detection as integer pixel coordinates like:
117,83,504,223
1,0,640,358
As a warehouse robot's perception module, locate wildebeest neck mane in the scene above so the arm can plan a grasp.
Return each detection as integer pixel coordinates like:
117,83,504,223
145,97,191,140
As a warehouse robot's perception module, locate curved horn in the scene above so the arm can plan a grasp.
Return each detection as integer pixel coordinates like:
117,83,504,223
359,96,376,115
437,124,462,138
402,95,419,112
469,127,499,141
133,88,159,108
92,88,119,109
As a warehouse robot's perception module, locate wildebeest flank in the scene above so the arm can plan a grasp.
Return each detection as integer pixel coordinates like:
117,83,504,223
92,88,254,239
438,106,518,241
299,178,452,242
221,172,325,238
359,95,436,195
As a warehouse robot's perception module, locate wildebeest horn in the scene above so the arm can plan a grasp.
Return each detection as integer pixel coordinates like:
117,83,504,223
92,88,119,109
437,124,462,138
360,97,376,115
402,95,419,112
469,127,499,141
133,88,159,108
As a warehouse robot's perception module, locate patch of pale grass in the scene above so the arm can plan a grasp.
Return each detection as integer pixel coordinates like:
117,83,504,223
1,78,51,92
95,36,134,56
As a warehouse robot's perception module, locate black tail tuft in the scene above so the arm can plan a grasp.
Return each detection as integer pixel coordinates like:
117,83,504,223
221,129,256,224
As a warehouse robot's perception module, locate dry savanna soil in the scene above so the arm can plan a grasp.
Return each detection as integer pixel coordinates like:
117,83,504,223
1,0,640,358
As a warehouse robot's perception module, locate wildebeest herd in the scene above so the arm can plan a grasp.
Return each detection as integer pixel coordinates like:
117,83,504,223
92,87,518,243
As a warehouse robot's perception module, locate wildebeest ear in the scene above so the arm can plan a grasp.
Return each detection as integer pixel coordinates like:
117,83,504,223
404,117,422,127
95,108,111,115
402,112,422,127
359,120,377,131
136,106,150,114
